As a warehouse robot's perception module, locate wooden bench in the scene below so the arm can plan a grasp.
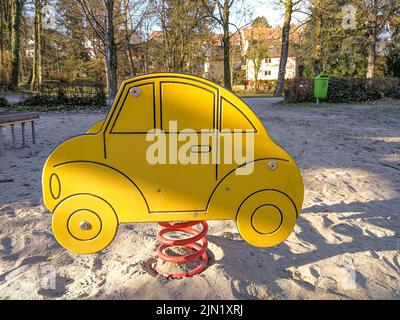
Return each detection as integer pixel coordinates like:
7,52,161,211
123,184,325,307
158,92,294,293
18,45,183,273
0,112,40,156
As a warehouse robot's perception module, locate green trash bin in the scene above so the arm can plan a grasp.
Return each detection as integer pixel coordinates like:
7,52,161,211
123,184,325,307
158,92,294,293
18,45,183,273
314,74,330,99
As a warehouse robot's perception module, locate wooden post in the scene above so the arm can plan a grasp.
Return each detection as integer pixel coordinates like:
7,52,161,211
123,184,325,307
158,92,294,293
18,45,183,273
31,121,36,144
21,122,26,146
11,124,17,149
0,126,4,156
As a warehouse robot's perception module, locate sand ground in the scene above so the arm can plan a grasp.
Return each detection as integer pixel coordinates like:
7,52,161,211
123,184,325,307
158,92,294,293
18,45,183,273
0,98,399,300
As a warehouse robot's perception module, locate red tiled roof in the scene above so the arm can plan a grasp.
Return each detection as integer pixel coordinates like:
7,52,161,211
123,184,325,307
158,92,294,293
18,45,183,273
149,31,163,40
242,27,281,41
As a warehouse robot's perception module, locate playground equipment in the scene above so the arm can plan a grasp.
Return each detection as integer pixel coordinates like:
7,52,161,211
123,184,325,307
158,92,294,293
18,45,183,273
42,73,304,277
0,112,39,156
156,221,209,278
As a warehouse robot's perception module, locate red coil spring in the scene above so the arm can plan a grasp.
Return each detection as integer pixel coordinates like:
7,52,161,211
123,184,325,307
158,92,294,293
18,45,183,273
156,221,208,279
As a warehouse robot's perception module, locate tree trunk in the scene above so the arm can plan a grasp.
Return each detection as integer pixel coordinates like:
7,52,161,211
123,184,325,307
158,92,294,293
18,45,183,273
127,48,136,77
104,18,112,105
253,60,260,91
10,0,22,90
6,0,12,46
313,13,322,76
0,4,4,71
55,45,61,79
1,0,13,79
274,0,292,97
123,0,136,77
31,0,42,91
39,12,43,87
367,35,376,78
104,0,118,106
222,0,232,90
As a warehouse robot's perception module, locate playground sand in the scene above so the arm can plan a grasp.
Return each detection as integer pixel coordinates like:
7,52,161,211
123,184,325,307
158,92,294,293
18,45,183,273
0,98,399,299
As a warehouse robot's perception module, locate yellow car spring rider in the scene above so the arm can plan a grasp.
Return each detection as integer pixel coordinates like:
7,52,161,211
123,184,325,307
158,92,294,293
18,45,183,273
42,73,304,255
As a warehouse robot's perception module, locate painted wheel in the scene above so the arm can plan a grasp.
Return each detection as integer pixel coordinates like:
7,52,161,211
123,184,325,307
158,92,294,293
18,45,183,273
52,194,118,254
236,190,298,248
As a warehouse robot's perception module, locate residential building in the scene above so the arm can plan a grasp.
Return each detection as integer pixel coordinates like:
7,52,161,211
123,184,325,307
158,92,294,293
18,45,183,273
203,26,301,85
241,27,298,84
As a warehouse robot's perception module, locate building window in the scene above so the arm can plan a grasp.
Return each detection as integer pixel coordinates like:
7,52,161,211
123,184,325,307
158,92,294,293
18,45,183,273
265,70,271,76
265,58,272,64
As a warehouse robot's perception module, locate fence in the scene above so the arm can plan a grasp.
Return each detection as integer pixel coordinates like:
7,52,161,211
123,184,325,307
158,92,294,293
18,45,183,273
38,81,106,98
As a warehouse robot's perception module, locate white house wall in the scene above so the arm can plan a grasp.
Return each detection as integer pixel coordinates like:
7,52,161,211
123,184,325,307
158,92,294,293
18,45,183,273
246,57,297,81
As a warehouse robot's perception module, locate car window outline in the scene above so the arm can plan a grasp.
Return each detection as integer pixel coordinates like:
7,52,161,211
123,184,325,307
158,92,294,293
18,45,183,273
219,96,258,133
109,82,156,135
101,74,221,160
159,81,217,134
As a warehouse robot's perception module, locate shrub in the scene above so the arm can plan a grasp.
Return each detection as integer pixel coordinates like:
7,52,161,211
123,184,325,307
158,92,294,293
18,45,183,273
12,83,107,111
380,78,400,99
387,85,400,99
327,78,381,103
0,96,9,109
15,93,107,111
285,77,400,103
258,80,277,92
284,78,313,103
245,80,277,92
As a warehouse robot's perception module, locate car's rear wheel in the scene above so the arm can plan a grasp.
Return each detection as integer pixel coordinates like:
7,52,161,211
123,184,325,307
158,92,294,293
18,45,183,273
236,190,297,248
52,194,118,254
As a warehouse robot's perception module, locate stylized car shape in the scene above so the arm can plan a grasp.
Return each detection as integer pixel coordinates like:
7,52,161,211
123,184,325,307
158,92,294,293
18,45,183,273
42,73,304,254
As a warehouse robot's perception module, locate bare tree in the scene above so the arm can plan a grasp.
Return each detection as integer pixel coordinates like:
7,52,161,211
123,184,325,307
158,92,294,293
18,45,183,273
10,0,24,89
150,0,212,73
295,0,338,76
274,0,301,96
201,0,252,90
123,0,136,76
77,0,149,104
310,0,327,76
76,0,119,105
31,0,43,91
0,3,4,73
246,34,269,91
358,0,399,78
252,16,271,28
104,0,117,103
122,0,149,77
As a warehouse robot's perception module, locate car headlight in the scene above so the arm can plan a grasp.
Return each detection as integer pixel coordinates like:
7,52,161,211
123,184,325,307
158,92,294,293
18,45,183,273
50,173,61,199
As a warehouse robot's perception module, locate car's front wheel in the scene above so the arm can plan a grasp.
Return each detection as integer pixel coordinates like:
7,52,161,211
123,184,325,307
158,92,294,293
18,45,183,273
52,194,118,254
236,190,298,248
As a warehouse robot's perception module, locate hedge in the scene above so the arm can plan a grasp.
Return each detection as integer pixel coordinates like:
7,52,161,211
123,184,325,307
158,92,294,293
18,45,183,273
12,83,107,111
0,96,9,109
284,77,400,103
14,94,107,111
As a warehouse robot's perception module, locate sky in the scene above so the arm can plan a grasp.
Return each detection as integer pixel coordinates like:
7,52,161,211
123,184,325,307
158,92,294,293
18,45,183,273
195,0,306,36
247,0,284,26
241,0,308,28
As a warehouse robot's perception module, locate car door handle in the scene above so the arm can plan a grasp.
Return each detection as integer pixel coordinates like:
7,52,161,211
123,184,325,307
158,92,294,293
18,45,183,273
190,145,212,154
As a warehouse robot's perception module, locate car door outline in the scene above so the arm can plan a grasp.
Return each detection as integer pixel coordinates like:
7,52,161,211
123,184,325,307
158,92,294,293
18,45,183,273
103,76,220,213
